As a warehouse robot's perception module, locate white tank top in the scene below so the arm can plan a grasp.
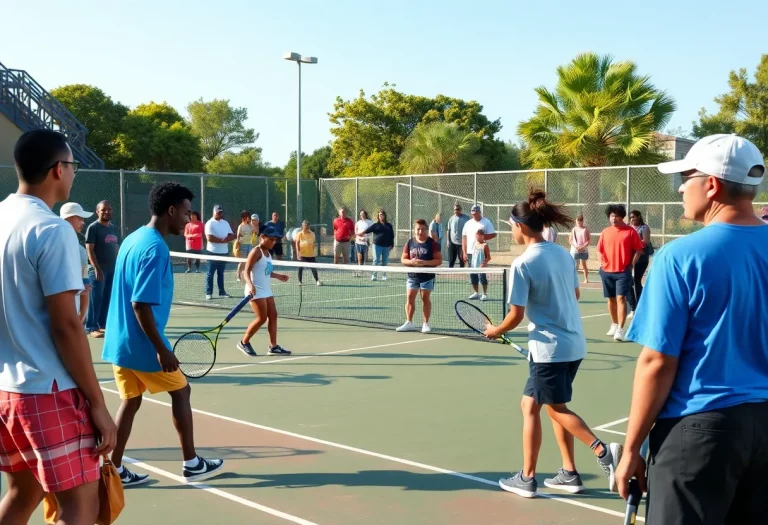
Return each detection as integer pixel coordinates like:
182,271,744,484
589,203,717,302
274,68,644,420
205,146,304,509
246,248,273,299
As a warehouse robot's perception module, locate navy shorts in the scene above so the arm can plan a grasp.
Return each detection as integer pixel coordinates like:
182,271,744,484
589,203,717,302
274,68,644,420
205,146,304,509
599,267,633,298
523,359,582,405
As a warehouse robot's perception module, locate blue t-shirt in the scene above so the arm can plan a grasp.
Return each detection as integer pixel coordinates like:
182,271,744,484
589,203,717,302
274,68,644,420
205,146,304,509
626,222,768,419
508,241,586,363
102,226,174,373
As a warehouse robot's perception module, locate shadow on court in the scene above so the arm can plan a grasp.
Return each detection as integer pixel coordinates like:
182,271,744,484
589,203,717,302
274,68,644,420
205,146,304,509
196,372,391,387
124,445,322,462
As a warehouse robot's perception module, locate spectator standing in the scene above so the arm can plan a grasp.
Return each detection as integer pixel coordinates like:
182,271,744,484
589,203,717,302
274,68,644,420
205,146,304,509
628,210,653,309
616,134,768,524
267,212,285,260
429,212,444,250
85,199,120,338
333,208,355,264
569,214,591,283
294,220,321,286
363,209,395,281
60,202,94,324
447,203,470,267
596,204,645,342
0,130,116,524
462,204,496,300
354,209,373,273
184,211,204,273
204,204,235,300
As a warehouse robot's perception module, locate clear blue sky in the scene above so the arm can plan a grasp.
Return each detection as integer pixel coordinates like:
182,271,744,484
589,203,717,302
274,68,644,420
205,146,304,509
2,0,766,166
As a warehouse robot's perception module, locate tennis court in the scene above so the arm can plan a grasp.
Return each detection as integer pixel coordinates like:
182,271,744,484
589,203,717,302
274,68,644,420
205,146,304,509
25,259,640,525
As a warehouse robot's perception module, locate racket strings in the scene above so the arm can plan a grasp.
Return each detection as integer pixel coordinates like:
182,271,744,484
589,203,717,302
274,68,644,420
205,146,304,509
174,332,215,378
455,302,492,333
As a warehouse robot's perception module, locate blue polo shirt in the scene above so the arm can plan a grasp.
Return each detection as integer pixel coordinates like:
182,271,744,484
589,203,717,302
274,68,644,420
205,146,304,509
626,222,768,419
102,226,174,372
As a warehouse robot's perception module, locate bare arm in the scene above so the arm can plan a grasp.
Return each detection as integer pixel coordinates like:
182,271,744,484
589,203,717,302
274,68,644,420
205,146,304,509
642,227,651,244
243,246,263,293
86,244,101,273
484,233,497,241
616,348,678,499
575,287,581,301
400,244,412,266
486,304,525,338
461,235,467,261
132,302,176,366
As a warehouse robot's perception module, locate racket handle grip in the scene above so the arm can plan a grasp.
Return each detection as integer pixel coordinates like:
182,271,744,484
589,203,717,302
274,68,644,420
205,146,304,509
624,478,642,524
225,295,252,323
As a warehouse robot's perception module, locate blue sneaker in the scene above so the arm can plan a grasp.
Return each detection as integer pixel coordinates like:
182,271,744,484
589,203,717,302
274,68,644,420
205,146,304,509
267,345,291,356
237,341,257,357
182,456,224,483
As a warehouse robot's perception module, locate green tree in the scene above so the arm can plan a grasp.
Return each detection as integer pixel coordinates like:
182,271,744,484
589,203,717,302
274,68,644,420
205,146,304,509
187,98,257,162
283,146,332,180
206,147,278,176
50,84,129,168
518,53,676,168
400,122,484,174
692,54,768,158
328,84,504,177
115,102,203,172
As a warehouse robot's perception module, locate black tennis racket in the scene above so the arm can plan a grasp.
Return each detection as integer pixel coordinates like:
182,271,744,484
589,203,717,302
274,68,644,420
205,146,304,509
623,438,649,524
454,300,527,358
173,295,252,378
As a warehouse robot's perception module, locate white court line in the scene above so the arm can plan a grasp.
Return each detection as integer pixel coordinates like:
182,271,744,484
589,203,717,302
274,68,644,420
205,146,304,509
102,388,637,522
210,337,449,373
580,313,610,319
122,455,317,525
596,428,627,436
595,417,629,430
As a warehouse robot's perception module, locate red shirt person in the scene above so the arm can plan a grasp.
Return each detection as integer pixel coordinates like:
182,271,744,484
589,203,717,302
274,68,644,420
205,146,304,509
596,204,645,342
332,208,355,264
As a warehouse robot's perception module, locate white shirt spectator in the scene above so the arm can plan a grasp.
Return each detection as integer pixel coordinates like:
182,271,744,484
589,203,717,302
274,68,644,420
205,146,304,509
205,218,233,254
0,194,84,393
355,218,373,245
462,217,495,254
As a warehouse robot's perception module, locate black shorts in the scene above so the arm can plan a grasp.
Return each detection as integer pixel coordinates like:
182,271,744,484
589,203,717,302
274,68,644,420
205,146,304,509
599,267,633,298
523,359,582,405
270,242,283,257
646,401,768,524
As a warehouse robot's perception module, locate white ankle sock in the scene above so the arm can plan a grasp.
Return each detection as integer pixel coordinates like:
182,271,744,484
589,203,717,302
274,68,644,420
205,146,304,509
116,465,124,474
183,456,200,468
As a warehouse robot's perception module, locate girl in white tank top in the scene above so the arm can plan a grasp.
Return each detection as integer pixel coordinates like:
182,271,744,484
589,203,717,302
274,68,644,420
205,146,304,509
245,247,274,299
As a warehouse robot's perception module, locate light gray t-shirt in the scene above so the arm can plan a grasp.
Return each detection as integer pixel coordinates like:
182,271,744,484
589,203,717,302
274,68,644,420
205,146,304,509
447,213,469,244
507,241,586,363
0,194,84,393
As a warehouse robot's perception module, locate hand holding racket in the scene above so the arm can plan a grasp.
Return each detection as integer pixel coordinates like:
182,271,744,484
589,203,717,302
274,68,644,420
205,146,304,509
454,300,527,359
173,294,252,378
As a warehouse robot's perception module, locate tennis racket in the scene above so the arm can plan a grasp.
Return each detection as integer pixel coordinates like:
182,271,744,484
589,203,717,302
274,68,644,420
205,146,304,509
454,300,528,359
173,295,252,378
623,438,649,524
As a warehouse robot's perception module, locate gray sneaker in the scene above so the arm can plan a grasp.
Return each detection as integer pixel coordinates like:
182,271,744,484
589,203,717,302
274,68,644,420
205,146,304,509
596,442,623,492
543,468,585,494
498,471,537,498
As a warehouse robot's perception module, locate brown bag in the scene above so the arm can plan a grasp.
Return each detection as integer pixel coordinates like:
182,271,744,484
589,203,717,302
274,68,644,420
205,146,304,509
43,457,125,524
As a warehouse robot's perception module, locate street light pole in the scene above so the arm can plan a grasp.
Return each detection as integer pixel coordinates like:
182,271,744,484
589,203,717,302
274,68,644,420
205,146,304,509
284,52,317,227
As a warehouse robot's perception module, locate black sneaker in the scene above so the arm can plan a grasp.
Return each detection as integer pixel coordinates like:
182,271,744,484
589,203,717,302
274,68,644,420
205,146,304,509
268,345,291,356
498,471,537,498
119,466,151,487
182,456,224,483
237,341,257,357
219,292,231,298
543,468,585,494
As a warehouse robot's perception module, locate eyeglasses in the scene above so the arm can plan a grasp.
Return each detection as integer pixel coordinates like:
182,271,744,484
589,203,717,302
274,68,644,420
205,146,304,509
48,160,80,174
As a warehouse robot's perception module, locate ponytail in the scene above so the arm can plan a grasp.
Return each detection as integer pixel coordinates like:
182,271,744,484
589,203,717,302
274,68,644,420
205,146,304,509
510,188,573,233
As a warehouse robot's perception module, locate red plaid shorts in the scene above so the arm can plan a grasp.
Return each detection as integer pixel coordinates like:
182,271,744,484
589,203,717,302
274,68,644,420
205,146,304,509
0,385,100,492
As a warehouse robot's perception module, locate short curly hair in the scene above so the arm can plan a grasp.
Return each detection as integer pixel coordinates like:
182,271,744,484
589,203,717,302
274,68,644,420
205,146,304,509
148,182,195,216
605,203,626,219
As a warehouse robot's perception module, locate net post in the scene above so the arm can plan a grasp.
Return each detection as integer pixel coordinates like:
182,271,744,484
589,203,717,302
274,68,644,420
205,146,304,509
119,169,125,239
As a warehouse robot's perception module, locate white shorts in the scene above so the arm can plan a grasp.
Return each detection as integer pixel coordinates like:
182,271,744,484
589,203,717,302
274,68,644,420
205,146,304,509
245,286,273,300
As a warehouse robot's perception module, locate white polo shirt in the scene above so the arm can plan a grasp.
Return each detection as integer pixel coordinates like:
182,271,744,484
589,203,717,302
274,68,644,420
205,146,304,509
205,218,233,254
0,194,84,394
462,217,495,255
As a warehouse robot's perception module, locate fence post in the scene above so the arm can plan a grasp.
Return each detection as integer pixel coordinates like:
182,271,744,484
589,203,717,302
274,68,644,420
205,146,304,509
473,172,478,205
118,170,125,239
199,174,205,224
317,179,322,257
496,205,500,252
625,166,631,214
544,169,548,194
264,178,269,218
284,179,288,222
355,177,359,216
408,176,413,233
662,204,666,246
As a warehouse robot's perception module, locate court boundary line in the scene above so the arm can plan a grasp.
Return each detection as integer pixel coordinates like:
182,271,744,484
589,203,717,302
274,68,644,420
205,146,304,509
595,416,629,436
103,387,640,522
122,455,317,525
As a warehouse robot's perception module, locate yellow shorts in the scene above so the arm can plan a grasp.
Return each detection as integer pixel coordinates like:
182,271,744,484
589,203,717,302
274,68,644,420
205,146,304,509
113,365,187,399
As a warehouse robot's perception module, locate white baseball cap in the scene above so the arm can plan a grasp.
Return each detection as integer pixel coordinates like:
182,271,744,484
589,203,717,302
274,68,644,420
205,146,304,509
657,134,765,186
59,202,93,219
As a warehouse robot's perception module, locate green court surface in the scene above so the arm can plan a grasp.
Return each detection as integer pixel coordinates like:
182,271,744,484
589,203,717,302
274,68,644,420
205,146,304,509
27,284,642,524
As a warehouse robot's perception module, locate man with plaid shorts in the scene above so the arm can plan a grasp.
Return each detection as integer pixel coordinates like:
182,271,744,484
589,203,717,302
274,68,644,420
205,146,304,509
0,130,117,524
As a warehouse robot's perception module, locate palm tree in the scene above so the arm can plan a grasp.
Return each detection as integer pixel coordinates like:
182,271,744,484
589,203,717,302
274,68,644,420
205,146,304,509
518,52,676,226
400,122,485,174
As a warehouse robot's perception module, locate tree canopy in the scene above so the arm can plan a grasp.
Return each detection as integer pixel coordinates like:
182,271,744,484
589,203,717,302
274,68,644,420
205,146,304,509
693,54,768,158
283,146,332,180
187,98,257,162
400,122,484,174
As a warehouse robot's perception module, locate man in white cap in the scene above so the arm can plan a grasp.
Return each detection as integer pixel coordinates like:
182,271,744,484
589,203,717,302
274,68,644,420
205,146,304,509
60,202,94,323
615,134,768,523
204,204,235,300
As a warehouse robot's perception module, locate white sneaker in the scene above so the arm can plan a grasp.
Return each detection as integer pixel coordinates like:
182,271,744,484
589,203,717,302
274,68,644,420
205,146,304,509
316,280,322,286
396,321,416,332
205,294,212,300
371,274,377,281
382,275,388,281
614,327,625,342
480,294,488,301
627,311,634,319
421,323,431,333
469,292,480,300
607,323,618,336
